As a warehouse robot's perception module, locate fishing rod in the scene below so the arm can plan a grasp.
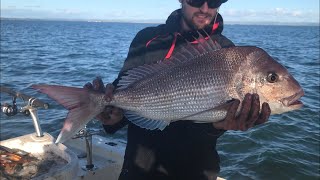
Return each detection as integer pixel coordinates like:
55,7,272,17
0,85,49,137
0,86,49,112
1,86,104,169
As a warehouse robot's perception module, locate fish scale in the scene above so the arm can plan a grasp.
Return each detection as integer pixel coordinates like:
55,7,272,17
112,51,240,121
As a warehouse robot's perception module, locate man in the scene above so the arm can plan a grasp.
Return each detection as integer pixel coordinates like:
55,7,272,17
85,0,271,179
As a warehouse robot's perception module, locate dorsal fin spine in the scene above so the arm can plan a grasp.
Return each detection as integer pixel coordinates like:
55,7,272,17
117,32,222,90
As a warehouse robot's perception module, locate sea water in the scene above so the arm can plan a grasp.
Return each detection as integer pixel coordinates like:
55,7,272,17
1,20,319,180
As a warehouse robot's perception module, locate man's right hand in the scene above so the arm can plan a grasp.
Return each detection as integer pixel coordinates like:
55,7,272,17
84,77,124,125
213,93,270,131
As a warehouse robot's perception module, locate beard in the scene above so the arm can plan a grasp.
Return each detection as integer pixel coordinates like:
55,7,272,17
182,11,214,30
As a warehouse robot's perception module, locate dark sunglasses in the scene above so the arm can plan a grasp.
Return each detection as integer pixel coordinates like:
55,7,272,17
186,0,222,9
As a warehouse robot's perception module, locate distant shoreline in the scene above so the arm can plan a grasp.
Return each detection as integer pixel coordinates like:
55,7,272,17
1,17,319,27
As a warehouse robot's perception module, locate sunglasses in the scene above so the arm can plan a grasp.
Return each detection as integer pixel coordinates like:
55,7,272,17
186,0,222,9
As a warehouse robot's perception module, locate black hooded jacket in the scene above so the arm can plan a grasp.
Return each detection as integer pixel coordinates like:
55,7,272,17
104,9,235,180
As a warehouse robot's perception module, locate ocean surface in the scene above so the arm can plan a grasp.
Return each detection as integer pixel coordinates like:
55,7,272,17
0,20,319,180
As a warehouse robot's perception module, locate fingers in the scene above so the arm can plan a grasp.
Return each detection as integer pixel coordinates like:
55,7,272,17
245,93,261,129
222,99,240,130
93,77,105,93
237,94,252,131
83,82,93,90
84,77,105,92
83,77,119,125
215,94,270,131
105,84,115,101
255,102,271,125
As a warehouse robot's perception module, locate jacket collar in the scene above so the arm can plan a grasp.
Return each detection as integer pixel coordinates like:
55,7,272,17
145,9,225,60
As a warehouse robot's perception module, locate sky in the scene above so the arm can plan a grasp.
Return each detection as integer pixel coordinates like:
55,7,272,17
1,0,319,24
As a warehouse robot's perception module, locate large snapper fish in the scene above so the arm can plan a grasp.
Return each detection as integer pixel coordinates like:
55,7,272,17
33,39,304,144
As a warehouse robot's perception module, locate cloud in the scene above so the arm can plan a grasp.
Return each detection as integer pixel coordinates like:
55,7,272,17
1,7,92,20
272,8,303,17
292,11,302,17
24,5,41,9
221,8,319,23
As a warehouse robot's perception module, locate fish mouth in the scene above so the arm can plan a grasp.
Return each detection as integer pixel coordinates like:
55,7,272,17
281,89,304,108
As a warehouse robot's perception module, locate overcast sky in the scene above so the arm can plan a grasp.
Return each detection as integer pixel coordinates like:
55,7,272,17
1,0,319,24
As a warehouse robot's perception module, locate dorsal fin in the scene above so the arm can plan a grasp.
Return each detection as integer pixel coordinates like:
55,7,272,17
169,31,221,62
117,32,222,90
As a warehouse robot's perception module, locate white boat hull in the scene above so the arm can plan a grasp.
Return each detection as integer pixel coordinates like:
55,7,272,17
1,133,225,180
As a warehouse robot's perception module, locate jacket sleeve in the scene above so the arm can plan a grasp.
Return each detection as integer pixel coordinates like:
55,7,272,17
203,124,227,138
111,27,161,86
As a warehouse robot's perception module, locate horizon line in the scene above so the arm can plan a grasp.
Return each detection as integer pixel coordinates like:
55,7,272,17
1,17,319,26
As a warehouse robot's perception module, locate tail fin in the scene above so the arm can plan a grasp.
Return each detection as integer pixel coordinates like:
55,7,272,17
32,85,105,144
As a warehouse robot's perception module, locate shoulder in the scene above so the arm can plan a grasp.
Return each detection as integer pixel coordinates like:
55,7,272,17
131,24,167,46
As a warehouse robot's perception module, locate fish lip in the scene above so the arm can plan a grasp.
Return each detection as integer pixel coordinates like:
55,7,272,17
281,89,304,107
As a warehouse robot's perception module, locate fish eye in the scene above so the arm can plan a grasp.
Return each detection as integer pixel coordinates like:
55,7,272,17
267,72,279,83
